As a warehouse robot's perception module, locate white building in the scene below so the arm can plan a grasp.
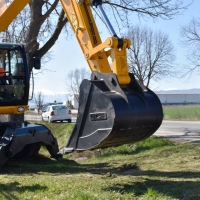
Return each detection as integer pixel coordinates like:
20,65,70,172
65,92,200,108
156,93,200,104
67,94,79,109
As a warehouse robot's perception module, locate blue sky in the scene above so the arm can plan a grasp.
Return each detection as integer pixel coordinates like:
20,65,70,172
34,0,200,95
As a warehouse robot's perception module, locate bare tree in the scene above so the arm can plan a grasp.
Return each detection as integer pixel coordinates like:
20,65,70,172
66,68,90,102
33,91,44,114
126,25,176,87
109,0,190,20
97,0,192,33
181,18,200,75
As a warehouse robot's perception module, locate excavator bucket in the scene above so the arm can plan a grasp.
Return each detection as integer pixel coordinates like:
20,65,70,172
62,72,163,153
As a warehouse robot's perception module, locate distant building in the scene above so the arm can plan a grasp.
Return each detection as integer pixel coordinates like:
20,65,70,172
66,94,79,109
61,92,200,108
156,93,200,104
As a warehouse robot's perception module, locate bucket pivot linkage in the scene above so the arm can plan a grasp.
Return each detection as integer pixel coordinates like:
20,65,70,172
61,72,163,153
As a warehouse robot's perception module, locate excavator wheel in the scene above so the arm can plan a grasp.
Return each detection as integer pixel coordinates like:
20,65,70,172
13,143,41,159
0,122,59,168
61,72,163,153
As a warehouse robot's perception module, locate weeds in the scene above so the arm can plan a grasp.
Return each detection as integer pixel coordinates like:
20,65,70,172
96,137,174,158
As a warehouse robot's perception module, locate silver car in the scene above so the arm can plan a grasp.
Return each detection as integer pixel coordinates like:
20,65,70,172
42,105,72,123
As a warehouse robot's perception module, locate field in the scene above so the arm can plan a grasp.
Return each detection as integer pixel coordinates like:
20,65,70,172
163,104,200,120
1,105,200,199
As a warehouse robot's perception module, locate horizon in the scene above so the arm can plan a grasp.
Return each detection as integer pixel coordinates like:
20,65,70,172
35,87,200,96
29,87,200,108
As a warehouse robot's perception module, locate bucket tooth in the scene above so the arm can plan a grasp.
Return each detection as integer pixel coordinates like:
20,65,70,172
64,72,163,152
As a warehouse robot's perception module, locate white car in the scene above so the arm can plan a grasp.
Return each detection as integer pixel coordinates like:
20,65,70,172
42,105,72,123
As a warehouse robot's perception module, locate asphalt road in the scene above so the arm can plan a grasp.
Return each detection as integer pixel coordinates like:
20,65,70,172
154,121,200,144
25,115,41,121
25,115,200,144
24,115,77,122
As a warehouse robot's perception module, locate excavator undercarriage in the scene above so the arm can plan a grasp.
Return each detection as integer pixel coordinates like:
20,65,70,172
0,121,59,169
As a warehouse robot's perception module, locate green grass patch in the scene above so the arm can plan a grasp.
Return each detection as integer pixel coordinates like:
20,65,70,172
93,137,174,158
1,122,200,199
163,105,200,120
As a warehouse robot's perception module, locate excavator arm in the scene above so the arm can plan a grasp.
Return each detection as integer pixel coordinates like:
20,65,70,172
60,0,131,84
0,0,130,84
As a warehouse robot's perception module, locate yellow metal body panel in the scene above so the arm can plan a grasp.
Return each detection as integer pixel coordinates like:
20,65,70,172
0,105,29,114
0,0,31,32
60,0,111,73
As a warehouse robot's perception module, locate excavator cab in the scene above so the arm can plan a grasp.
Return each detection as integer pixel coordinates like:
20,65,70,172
0,43,29,113
0,43,59,168
0,43,41,113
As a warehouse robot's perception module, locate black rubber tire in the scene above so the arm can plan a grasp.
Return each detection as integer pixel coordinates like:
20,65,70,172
68,119,72,123
13,143,41,159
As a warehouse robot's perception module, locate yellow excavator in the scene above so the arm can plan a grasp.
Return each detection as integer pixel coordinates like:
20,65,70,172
0,0,163,169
